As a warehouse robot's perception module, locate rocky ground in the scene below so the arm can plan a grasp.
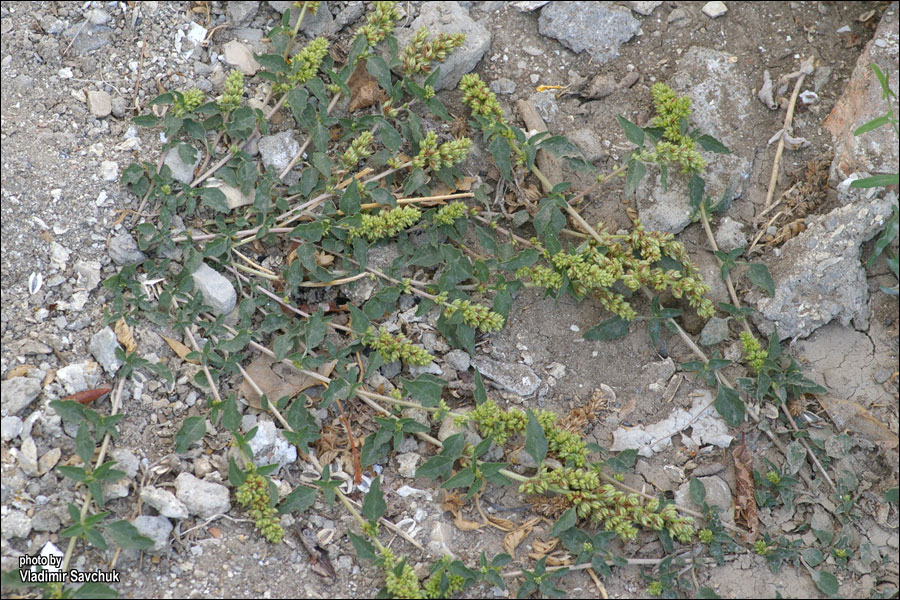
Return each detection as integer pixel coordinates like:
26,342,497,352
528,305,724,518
1,1,898,598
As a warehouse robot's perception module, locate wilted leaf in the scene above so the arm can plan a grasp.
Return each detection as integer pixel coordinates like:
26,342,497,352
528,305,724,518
62,386,113,405
732,438,758,542
241,356,336,409
348,61,385,113
115,318,137,353
162,335,198,364
6,364,35,379
503,519,535,557
452,511,485,531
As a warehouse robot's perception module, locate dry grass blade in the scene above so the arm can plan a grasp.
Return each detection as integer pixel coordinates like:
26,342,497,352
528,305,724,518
503,517,540,557
162,335,198,364
115,318,137,353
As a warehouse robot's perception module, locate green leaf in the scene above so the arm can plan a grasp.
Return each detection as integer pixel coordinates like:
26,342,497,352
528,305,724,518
401,374,445,408
696,134,731,154
489,136,513,182
617,115,644,148
362,477,387,522
132,113,160,127
278,485,317,514
583,317,630,340
853,114,891,136
885,487,899,503
713,384,744,427
366,55,393,93
199,187,230,213
802,547,825,567
348,531,378,561
441,433,467,460
76,425,96,465
811,569,839,596
175,415,207,453
849,173,899,188
690,478,707,505
442,467,476,489
747,263,775,296
71,583,118,599
550,508,577,537
255,53,288,73
103,520,154,550
416,455,454,480
525,410,548,466
624,159,646,197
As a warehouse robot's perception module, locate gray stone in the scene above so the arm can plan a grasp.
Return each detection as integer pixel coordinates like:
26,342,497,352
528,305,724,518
88,8,112,25
109,233,147,267
748,192,896,339
396,452,421,478
638,47,753,233
132,515,173,553
489,77,517,95
628,1,663,16
175,472,231,519
1,377,42,416
222,40,260,75
258,131,300,173
64,23,113,54
141,486,190,520
86,90,112,118
714,217,747,252
226,1,260,27
529,90,558,124
334,2,366,31
268,1,334,35
393,2,491,91
641,358,676,384
111,448,140,479
538,3,640,63
90,327,123,376
31,508,61,532
667,7,690,27
191,263,237,316
585,74,617,99
111,96,129,118
568,129,604,162
471,357,541,397
19,436,39,476
699,317,730,346
74,260,102,291
702,1,728,18
164,145,201,185
444,349,471,372
100,160,118,181
3,509,33,538
1,415,23,441
247,419,297,471
55,362,102,395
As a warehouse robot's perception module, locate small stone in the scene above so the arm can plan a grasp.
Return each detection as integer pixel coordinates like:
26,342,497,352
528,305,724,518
111,96,129,118
88,8,112,25
191,263,237,316
164,145,201,185
489,77,517,95
628,1,663,15
470,357,541,397
90,327,123,376
226,1,260,27
141,486,190,520
74,260,102,291
133,515,173,553
1,415,23,441
1,377,43,416
586,74,617,99
247,420,297,471
675,475,735,526
55,363,89,395
38,447,61,475
3,509,33,538
108,232,146,266
702,1,728,18
444,349,471,372
396,452,421,478
619,71,640,89
31,508,61,533
222,40,260,75
258,131,300,172
667,7,690,26
100,160,118,181
699,317,730,346
174,472,231,519
19,436,39,476
568,129,604,162
86,90,112,118
714,217,747,252
529,90,558,124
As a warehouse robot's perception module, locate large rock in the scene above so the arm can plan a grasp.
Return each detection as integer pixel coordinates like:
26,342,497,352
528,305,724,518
538,3,640,63
747,189,896,339
638,47,754,234
1,377,43,416
824,10,899,184
392,2,491,92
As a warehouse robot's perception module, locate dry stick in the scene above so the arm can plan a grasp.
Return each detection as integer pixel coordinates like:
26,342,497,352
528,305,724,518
757,57,814,222
61,378,126,572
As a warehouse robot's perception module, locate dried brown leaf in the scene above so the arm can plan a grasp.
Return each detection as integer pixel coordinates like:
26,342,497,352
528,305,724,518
503,519,536,557
453,511,485,531
347,61,385,113
115,318,137,353
732,438,759,542
162,335,197,363
486,515,517,532
6,364,35,379
61,386,112,405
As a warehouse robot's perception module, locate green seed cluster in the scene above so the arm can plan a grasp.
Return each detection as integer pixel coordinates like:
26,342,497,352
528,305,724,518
432,201,469,226
412,131,473,171
467,399,527,445
648,580,664,596
519,221,714,321
422,557,467,599
698,528,714,543
459,73,505,124
356,1,402,57
303,1,321,14
381,547,423,599
218,70,245,113
347,205,422,242
235,473,284,543
740,331,768,374
173,88,205,117
639,82,707,174
401,27,466,76
277,37,329,93
363,326,434,366
341,131,375,169
441,298,505,332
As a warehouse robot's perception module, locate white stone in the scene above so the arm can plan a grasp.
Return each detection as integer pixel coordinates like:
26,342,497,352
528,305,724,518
702,1,728,18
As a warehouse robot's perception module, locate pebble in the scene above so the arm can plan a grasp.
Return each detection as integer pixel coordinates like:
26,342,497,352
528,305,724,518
1,377,43,416
489,77,517,95
108,232,146,266
247,419,297,471
164,145,201,185
226,1,260,27
111,96,129,118
19,436,39,476
667,7,690,27
86,90,112,118
74,260,102,291
191,262,237,316
444,349,471,372
174,472,231,519
702,1,728,18
470,357,541,397
222,40,260,75
628,1,663,15
100,160,118,181
89,326,123,376
258,131,300,173
141,486,190,520
1,416,23,441
3,509,33,538
714,217,747,252
396,452,421,478
55,362,98,395
133,515,173,553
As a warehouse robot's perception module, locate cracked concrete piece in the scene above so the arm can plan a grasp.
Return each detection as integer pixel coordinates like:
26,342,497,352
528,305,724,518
638,47,753,233
471,357,541,397
793,324,878,403
747,192,896,339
